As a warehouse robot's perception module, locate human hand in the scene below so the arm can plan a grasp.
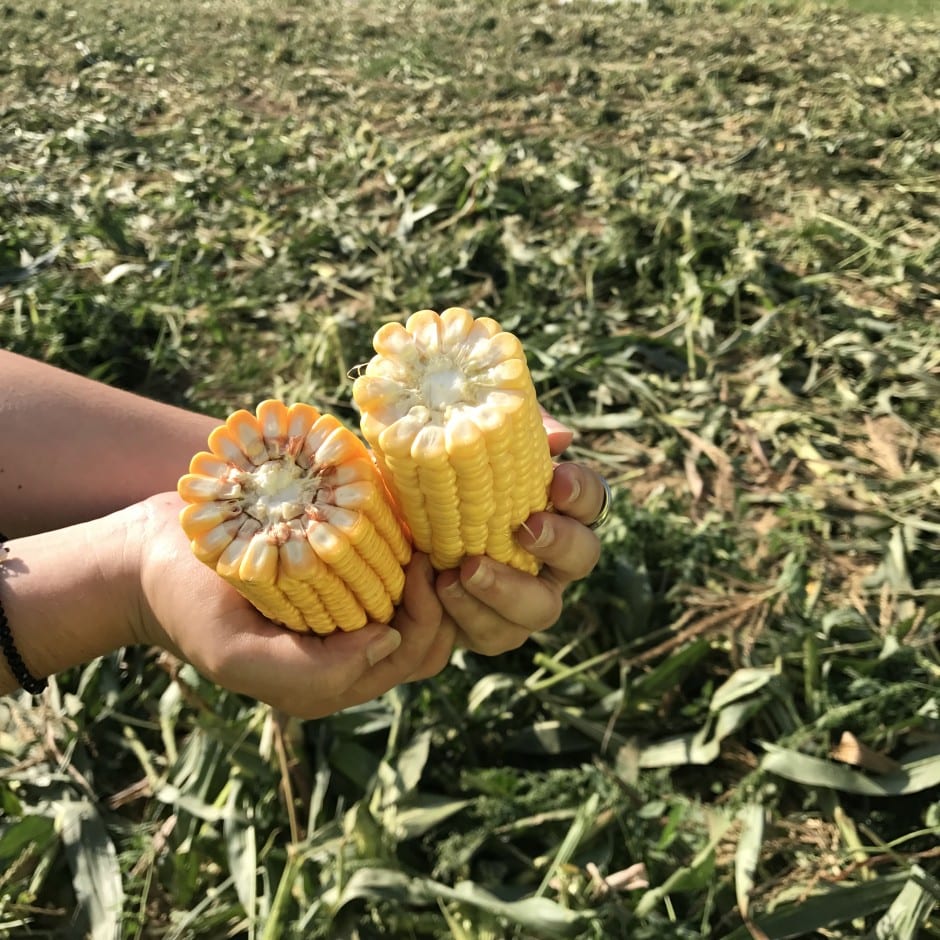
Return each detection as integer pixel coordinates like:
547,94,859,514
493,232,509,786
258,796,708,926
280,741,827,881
430,413,607,657
130,410,608,710
132,492,451,718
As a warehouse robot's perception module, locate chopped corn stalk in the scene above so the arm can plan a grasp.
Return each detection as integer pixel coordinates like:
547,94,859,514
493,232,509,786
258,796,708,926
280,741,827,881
353,307,554,573
178,400,411,634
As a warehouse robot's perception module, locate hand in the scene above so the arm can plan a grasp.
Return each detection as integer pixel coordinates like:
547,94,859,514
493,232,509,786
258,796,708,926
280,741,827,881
132,493,449,719
130,410,607,711
430,414,607,657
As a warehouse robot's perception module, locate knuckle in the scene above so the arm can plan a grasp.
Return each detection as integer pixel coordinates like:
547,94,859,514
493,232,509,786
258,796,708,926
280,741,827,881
540,595,564,631
586,534,603,571
473,629,528,656
408,647,451,682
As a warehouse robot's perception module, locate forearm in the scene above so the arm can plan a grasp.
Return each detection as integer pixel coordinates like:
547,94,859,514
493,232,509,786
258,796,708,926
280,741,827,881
0,504,143,694
0,351,219,536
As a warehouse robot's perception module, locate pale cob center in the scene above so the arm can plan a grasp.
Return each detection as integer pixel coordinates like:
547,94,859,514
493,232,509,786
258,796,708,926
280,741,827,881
383,342,516,425
420,360,475,417
237,458,323,529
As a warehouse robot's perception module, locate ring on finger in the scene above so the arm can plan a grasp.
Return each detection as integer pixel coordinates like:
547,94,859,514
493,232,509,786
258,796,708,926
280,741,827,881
588,476,613,531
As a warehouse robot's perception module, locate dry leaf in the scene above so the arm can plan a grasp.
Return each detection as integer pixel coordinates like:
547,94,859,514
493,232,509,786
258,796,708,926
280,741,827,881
830,731,902,776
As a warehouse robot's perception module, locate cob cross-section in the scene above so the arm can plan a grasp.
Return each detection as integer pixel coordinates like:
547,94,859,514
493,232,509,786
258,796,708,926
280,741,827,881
352,307,554,574
177,400,412,634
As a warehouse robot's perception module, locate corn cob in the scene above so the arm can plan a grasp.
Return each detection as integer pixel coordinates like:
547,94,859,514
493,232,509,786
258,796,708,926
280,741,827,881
177,400,411,634
353,307,554,574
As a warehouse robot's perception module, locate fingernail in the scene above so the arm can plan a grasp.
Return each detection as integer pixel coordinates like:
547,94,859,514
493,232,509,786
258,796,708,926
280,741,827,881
530,518,555,551
440,577,464,599
543,414,571,434
366,628,401,666
466,559,495,590
567,475,581,503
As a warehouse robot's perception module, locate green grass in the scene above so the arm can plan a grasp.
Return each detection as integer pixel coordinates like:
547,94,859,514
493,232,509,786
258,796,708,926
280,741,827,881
841,0,938,14
722,0,939,16
829,0,938,14
2,0,940,937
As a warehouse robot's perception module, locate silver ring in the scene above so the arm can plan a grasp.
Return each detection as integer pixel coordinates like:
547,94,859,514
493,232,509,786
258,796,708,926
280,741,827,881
588,477,613,531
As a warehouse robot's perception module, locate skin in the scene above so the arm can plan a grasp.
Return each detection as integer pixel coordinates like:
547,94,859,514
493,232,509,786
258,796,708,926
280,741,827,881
0,350,605,717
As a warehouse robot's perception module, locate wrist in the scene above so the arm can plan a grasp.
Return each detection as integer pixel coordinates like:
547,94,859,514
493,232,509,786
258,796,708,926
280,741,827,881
100,501,151,651
130,492,190,652
0,506,145,693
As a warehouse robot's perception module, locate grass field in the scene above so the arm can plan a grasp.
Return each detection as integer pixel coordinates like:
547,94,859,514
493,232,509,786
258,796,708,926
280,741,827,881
2,0,939,937
820,0,938,14
776,0,938,14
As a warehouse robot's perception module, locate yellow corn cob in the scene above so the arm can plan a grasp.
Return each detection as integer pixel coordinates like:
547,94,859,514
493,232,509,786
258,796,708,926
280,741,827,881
177,400,411,634
353,307,554,574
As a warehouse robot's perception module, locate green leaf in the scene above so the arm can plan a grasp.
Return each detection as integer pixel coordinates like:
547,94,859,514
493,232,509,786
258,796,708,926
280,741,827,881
710,665,780,712
863,866,940,940
734,803,765,920
632,637,712,698
506,720,592,755
382,793,472,841
55,797,124,940
536,792,601,895
224,781,259,930
636,810,733,917
154,783,241,822
329,738,383,789
0,814,56,860
374,729,432,809
329,868,590,937
640,699,762,768
723,872,914,940
760,742,940,796
467,673,519,714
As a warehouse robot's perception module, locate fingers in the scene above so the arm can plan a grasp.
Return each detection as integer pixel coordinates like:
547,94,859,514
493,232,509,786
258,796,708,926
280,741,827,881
399,551,442,625
550,461,609,528
436,558,562,654
342,552,456,692
430,460,609,655
180,552,459,719
314,554,458,709
202,614,403,718
540,410,574,456
517,511,601,586
387,611,456,684
387,552,456,681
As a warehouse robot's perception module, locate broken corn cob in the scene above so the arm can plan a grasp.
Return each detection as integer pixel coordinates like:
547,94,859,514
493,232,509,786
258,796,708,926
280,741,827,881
178,400,411,634
352,307,554,574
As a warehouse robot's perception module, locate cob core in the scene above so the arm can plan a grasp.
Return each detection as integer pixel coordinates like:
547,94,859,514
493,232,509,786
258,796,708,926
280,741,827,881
178,400,411,634
352,307,554,574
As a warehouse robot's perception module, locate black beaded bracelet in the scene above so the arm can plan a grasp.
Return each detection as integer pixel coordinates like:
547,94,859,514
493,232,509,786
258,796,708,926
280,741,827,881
0,532,48,695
